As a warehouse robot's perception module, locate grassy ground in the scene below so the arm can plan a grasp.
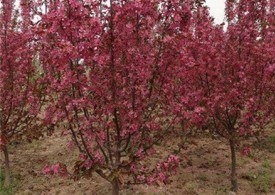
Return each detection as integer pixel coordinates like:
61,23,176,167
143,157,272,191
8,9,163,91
0,168,19,195
1,127,275,195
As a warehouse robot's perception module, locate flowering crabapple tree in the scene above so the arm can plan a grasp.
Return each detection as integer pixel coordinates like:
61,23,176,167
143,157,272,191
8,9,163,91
184,0,275,191
37,0,194,194
0,0,45,187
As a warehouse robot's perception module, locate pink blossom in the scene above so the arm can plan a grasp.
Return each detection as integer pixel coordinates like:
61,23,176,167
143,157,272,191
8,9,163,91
241,147,251,156
137,175,145,182
52,163,61,174
42,164,53,175
146,176,156,185
158,172,166,182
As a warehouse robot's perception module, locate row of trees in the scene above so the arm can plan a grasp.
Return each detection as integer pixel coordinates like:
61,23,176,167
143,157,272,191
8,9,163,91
1,0,274,194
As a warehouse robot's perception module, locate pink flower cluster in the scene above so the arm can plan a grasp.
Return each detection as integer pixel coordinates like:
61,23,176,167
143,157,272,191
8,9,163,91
42,163,69,178
241,146,251,156
135,154,180,185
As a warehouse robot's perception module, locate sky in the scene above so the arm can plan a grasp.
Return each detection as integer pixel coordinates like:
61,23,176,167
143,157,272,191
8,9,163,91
206,0,226,24
12,0,226,24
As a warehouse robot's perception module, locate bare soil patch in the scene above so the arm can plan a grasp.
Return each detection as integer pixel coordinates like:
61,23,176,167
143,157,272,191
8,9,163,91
1,128,275,195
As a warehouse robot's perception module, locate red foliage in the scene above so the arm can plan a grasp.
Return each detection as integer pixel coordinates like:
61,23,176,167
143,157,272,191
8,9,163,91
0,0,45,187
36,1,274,193
37,1,192,190
1,0,273,193
176,0,275,191
0,0,44,150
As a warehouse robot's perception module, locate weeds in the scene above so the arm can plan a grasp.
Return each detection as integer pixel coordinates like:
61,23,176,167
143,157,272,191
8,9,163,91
251,160,273,193
253,135,275,153
0,169,18,195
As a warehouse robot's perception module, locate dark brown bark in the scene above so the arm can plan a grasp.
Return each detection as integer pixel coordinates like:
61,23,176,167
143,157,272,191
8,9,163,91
229,139,238,192
3,146,11,187
111,178,120,195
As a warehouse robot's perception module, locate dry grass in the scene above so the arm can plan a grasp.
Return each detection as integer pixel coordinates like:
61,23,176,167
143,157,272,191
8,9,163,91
1,127,275,195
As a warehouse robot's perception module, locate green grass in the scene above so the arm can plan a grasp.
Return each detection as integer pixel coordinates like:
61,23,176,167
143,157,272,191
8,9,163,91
252,160,273,193
267,136,275,153
196,174,208,182
215,184,229,194
0,169,19,195
268,136,275,143
253,135,275,153
185,182,198,194
28,139,41,149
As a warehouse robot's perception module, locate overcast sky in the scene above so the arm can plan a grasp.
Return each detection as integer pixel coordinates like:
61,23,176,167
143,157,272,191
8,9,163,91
13,0,226,24
206,0,226,24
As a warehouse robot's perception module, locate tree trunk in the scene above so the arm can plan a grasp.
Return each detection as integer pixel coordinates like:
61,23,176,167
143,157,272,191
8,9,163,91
229,139,238,192
3,146,11,187
111,178,120,195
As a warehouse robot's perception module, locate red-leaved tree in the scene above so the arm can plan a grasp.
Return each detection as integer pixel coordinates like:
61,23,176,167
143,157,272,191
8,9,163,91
182,0,275,191
37,0,196,194
0,0,44,187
